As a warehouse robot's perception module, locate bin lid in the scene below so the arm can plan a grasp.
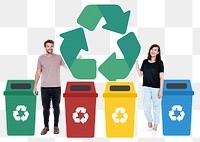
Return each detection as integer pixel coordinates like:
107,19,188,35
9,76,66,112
4,80,37,96
63,82,98,97
103,82,137,97
163,80,194,96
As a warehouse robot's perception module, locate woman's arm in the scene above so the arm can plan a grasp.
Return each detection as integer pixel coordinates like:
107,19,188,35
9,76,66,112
136,61,143,77
158,72,164,98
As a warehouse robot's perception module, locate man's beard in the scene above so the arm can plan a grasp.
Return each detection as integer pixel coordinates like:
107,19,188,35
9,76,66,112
46,49,53,54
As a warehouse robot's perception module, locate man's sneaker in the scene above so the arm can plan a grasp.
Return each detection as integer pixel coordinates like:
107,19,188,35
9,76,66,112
54,126,60,134
41,127,49,135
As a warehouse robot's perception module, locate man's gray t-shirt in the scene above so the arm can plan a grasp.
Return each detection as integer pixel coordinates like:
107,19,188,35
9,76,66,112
37,53,65,87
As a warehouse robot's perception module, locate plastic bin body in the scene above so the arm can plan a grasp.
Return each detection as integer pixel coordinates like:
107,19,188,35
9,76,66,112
103,82,137,137
162,80,194,136
4,80,37,136
63,82,98,137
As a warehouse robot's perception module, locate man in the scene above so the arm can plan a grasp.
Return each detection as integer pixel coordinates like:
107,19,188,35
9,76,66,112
34,39,67,135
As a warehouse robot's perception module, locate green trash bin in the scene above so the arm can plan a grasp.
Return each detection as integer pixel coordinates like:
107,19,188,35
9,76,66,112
3,80,37,136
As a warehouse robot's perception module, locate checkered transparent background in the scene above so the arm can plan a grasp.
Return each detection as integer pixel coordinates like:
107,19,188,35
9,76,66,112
0,0,200,141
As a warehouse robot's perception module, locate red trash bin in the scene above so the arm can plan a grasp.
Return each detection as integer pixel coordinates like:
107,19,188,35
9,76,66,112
63,82,98,137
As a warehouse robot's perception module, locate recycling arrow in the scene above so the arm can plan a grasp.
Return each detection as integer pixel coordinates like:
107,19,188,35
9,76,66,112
168,110,176,121
112,107,128,124
16,105,26,111
60,4,140,80
13,105,29,122
60,28,96,79
77,5,130,34
13,111,20,121
21,111,29,122
168,105,185,122
72,107,89,124
177,111,185,122
99,32,141,81
112,113,119,123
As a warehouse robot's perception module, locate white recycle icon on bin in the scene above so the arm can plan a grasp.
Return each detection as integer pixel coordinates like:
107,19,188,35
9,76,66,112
13,105,29,122
169,105,185,122
72,107,89,124
112,107,128,124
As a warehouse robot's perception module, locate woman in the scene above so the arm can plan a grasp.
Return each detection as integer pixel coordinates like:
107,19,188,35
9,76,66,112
136,44,164,135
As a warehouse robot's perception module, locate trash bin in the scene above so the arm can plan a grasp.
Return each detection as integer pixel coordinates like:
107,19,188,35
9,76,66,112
63,82,98,137
162,80,194,136
103,82,137,137
3,80,37,136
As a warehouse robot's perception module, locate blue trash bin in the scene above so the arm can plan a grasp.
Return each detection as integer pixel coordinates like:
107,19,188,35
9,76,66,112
162,80,194,136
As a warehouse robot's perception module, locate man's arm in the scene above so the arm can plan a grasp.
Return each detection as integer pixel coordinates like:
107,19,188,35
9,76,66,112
33,68,41,95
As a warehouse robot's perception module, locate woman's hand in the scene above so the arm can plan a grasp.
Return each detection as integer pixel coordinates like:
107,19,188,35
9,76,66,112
158,89,162,99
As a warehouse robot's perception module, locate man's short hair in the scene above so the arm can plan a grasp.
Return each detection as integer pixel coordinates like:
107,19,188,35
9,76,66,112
44,40,54,47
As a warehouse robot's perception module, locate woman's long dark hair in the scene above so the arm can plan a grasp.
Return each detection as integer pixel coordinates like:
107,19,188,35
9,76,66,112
147,44,161,61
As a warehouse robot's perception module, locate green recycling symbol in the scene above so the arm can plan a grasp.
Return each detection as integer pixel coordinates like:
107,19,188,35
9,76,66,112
60,4,141,81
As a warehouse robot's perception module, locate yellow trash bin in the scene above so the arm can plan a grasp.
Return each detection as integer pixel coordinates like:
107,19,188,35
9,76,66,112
103,82,137,138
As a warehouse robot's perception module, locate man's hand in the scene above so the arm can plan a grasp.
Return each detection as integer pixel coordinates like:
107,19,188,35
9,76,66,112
33,86,38,96
78,55,82,59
